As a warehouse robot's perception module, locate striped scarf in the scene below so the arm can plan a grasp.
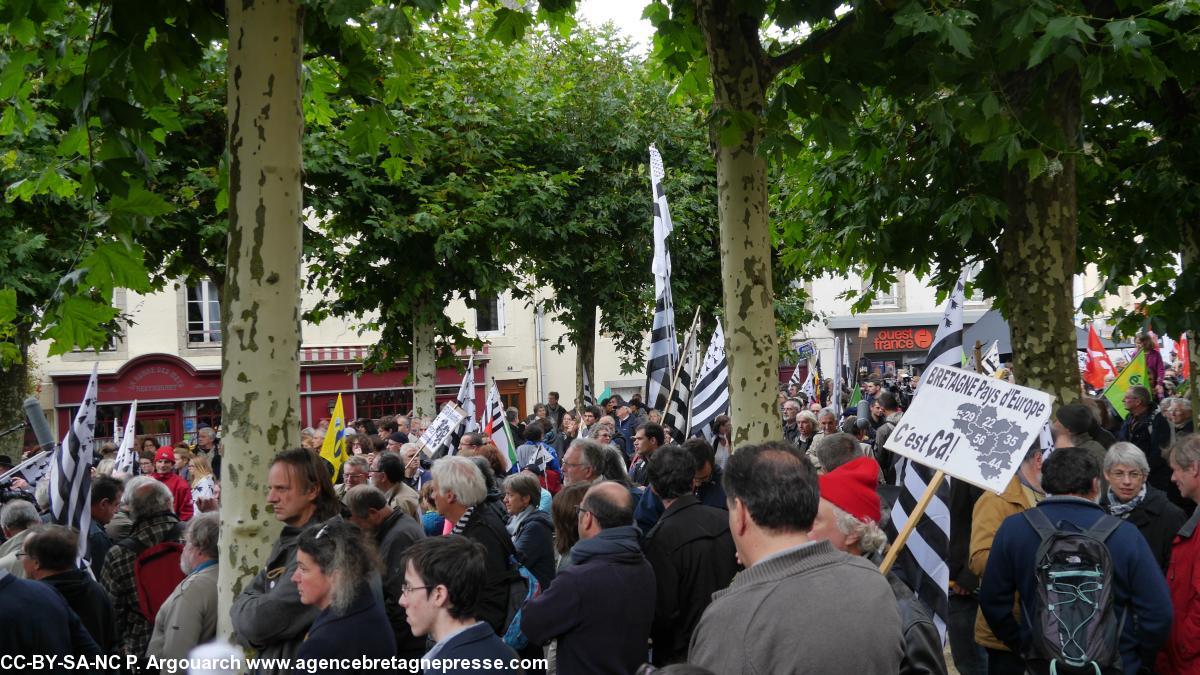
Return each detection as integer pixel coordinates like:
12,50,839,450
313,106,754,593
451,505,476,535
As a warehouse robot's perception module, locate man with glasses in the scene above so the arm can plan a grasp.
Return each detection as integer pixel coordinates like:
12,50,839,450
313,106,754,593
334,455,370,503
522,481,655,675
400,535,518,671
1119,386,1181,508
562,438,605,486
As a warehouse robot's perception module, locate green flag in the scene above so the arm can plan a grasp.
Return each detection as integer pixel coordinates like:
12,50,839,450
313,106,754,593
847,384,862,409
1103,351,1147,419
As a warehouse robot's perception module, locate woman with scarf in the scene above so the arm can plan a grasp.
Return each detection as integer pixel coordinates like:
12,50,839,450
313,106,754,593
502,472,555,590
1100,442,1187,571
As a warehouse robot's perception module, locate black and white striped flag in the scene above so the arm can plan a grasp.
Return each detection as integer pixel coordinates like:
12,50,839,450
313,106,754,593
113,400,138,476
886,459,950,641
442,356,479,457
981,340,1001,376
883,276,968,643
0,450,52,486
645,145,678,412
925,271,969,368
690,320,730,442
582,367,595,408
50,362,97,566
663,328,698,438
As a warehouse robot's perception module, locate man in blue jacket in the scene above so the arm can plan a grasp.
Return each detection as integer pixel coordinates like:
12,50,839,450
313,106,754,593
979,447,1172,675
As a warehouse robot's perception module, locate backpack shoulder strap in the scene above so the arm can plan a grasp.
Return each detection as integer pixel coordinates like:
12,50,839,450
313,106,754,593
1022,507,1058,542
117,536,148,556
1084,514,1122,543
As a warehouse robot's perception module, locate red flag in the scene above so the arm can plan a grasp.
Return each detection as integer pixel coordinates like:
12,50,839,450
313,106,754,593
1083,325,1117,390
1181,333,1191,381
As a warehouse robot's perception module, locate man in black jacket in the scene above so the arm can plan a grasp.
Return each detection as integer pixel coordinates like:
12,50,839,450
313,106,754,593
1119,386,1182,508
522,481,656,675
643,445,738,665
24,524,116,654
346,484,426,659
431,455,518,636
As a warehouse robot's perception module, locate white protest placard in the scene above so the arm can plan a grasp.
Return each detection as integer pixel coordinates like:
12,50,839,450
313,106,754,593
415,402,466,455
884,363,1054,493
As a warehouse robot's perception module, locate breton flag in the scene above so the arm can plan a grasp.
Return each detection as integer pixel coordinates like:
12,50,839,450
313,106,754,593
690,320,730,442
924,271,969,368
812,353,824,406
112,400,139,477
882,284,965,643
318,394,349,480
443,357,479,457
483,382,518,472
645,145,678,413
886,458,951,642
800,358,816,402
0,450,53,486
1082,325,1117,391
664,328,698,437
582,366,596,408
832,337,846,417
49,362,97,566
788,361,805,392
980,341,1001,376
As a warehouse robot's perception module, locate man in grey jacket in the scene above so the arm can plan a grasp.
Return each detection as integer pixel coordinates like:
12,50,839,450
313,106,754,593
147,512,220,668
230,448,342,674
689,441,903,674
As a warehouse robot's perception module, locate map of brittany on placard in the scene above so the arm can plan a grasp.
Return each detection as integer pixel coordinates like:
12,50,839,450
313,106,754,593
952,403,1031,480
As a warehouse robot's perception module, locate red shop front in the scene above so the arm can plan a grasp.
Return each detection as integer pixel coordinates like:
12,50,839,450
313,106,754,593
51,347,488,447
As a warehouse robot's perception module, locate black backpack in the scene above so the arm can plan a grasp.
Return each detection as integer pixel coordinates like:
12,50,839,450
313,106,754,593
1021,508,1125,674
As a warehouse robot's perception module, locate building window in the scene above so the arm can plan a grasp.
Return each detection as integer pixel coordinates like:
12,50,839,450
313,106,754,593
355,389,415,421
870,284,900,308
475,294,503,335
187,280,222,344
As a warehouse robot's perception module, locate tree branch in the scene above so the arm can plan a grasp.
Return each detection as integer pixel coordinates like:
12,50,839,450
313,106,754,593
767,12,857,80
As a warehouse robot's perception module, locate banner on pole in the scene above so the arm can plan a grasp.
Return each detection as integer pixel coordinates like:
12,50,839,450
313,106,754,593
416,402,467,455
883,363,1053,493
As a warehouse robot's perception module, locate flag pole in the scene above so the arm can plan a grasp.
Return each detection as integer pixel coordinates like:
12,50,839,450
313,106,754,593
683,333,702,436
663,307,702,413
973,340,984,374
879,469,946,575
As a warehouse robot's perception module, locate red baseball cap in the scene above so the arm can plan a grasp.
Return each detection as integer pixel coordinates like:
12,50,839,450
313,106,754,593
154,447,175,463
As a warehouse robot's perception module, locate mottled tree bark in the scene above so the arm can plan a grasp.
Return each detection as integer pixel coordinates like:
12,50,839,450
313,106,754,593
411,304,437,418
217,0,304,639
695,0,780,444
576,304,596,409
999,71,1082,405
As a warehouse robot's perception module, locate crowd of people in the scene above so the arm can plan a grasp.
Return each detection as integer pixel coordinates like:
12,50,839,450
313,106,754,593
0,347,1198,675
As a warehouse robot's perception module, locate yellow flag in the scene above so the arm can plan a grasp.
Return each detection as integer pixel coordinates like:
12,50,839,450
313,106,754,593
1103,351,1147,419
319,394,348,481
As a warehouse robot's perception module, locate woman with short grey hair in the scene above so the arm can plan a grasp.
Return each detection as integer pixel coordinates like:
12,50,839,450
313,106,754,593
1100,442,1187,571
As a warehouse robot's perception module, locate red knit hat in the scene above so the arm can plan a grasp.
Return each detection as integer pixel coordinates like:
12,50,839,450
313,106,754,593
818,456,881,524
154,447,175,463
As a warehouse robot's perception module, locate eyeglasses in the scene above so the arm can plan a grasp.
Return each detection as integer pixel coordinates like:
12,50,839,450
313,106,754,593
15,552,27,559
574,505,591,518
401,583,430,596
1109,470,1145,481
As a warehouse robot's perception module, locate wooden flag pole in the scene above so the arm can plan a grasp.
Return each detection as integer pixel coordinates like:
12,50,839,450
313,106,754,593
973,340,984,374
879,469,947,575
662,307,702,413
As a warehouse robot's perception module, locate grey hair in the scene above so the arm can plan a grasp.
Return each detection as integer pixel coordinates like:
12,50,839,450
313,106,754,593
1171,435,1200,471
344,455,370,471
1104,442,1150,474
1171,397,1192,415
95,458,116,476
186,512,220,560
126,475,175,520
828,501,888,555
431,455,486,507
35,479,50,511
0,500,39,532
817,408,837,421
797,410,818,426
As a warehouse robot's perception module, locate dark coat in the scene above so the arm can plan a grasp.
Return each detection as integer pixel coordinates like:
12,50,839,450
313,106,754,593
1101,484,1189,572
86,520,112,579
41,569,117,654
426,621,519,675
294,589,396,673
979,497,1173,675
511,508,556,590
0,572,101,670
458,505,520,636
375,509,425,658
634,465,726,533
522,525,656,675
642,495,738,665
1118,410,1174,494
615,414,638,458
888,572,948,675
